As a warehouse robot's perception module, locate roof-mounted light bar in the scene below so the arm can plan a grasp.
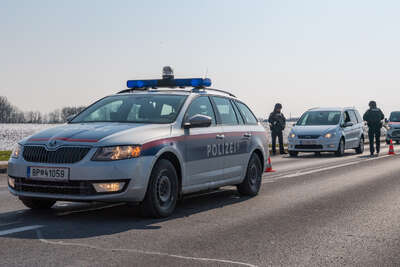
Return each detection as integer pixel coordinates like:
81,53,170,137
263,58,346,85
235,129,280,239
126,78,212,89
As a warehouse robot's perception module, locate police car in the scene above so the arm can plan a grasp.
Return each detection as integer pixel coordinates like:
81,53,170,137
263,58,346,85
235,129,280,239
8,67,269,218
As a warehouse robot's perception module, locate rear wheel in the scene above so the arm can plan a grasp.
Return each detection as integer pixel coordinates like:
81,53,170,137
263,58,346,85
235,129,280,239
355,137,364,154
335,138,345,157
19,197,56,210
289,151,298,157
140,159,178,218
237,154,262,196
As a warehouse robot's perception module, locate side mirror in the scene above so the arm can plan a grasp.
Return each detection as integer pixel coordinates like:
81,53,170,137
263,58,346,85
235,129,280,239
66,114,76,123
343,121,354,127
184,114,212,129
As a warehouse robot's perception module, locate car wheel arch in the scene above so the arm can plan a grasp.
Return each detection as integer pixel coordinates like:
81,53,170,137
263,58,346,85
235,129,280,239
251,148,265,171
155,151,183,197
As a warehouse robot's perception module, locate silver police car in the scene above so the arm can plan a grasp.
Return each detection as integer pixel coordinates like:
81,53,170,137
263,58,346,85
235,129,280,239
8,70,269,218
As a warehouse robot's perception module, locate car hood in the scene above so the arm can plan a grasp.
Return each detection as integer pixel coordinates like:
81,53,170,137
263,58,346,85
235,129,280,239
292,125,338,135
389,122,400,128
22,123,172,147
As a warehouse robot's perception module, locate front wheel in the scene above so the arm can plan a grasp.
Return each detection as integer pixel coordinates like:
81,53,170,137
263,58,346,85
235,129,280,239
19,197,56,210
140,159,178,218
335,139,345,157
355,138,364,154
237,154,262,196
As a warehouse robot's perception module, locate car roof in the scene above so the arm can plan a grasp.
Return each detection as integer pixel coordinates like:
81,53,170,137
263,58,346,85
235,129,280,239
115,88,237,99
308,107,355,112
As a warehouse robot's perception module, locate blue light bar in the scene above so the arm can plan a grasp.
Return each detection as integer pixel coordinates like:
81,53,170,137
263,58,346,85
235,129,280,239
126,78,212,89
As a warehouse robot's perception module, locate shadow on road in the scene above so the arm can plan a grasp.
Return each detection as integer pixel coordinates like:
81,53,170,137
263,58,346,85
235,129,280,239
0,188,249,240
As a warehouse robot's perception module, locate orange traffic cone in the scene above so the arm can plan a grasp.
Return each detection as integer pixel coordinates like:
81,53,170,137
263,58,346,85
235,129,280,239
265,156,276,172
389,139,396,155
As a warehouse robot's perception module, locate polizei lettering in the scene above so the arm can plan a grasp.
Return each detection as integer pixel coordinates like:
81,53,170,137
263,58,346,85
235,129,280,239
207,141,240,157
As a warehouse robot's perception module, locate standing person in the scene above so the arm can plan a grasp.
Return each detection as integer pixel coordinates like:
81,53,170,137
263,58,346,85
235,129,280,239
363,101,385,156
268,103,287,155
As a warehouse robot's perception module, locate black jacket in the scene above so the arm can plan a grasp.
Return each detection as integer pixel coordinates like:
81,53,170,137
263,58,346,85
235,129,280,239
268,111,286,132
363,108,384,129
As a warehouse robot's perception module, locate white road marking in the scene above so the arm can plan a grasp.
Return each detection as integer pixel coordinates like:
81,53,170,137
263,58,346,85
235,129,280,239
36,230,257,267
263,155,391,183
56,203,125,216
0,225,43,236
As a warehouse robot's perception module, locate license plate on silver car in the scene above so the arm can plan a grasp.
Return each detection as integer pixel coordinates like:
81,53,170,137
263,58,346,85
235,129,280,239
300,140,317,145
27,166,69,181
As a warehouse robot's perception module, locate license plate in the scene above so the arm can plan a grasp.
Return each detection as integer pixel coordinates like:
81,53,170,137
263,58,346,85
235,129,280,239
27,166,69,181
300,140,317,145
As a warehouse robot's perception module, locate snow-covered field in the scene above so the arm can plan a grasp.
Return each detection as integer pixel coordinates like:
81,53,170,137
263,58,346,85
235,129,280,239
0,124,57,150
0,123,292,151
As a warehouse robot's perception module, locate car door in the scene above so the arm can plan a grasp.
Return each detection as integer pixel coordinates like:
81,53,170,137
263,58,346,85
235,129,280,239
342,110,353,149
349,109,363,148
183,96,224,188
211,96,248,182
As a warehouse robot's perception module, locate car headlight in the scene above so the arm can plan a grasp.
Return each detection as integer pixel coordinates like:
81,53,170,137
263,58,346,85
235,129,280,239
324,132,336,139
92,145,141,161
289,133,296,138
11,144,23,159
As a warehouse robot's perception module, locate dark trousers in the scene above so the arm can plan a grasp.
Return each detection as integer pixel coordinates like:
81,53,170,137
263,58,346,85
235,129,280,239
368,128,381,154
271,131,284,154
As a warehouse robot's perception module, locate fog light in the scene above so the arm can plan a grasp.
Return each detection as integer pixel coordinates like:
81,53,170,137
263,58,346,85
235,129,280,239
8,177,15,188
93,182,125,193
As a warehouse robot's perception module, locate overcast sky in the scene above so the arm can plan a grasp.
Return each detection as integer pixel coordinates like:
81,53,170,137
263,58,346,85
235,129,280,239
1,0,400,118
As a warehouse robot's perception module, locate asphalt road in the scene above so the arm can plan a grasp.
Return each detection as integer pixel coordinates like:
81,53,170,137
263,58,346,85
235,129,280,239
1,145,400,266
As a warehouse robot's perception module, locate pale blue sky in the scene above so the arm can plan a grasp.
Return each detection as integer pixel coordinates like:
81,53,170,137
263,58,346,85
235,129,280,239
1,0,400,117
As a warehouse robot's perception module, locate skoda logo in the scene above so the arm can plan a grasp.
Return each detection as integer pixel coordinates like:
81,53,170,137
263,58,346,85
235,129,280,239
48,139,57,147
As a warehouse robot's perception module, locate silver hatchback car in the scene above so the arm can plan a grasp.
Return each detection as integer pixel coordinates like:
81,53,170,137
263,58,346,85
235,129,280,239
288,108,365,157
8,71,269,218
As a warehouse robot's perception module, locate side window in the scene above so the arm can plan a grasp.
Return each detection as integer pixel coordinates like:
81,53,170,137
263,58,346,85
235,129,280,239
185,96,216,125
354,110,363,123
236,101,258,124
231,100,245,124
343,111,351,123
348,110,358,123
212,97,239,125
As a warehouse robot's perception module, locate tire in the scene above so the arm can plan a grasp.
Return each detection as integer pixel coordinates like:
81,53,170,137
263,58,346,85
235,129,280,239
397,141,400,145
314,152,321,156
237,153,262,196
289,151,298,157
140,159,178,218
355,137,364,154
19,197,56,210
335,138,345,157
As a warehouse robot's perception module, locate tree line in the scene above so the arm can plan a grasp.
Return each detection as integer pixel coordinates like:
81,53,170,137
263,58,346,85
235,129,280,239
0,96,86,124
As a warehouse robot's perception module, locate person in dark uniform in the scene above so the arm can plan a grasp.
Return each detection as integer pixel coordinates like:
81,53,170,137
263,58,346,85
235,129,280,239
268,103,287,155
363,101,385,156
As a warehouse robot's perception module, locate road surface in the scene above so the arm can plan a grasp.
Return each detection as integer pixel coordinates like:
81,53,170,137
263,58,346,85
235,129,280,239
0,145,399,266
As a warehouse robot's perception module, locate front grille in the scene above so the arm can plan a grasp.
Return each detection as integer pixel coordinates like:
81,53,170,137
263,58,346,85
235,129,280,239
13,178,96,195
392,130,400,137
298,135,320,139
295,145,323,149
12,178,129,196
23,146,91,164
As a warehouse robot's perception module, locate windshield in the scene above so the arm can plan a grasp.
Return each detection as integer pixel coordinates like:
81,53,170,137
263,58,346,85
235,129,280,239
297,111,341,126
389,112,400,122
71,94,187,124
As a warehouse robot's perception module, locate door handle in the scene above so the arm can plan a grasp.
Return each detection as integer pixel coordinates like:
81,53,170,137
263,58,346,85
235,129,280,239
243,133,252,138
216,134,225,140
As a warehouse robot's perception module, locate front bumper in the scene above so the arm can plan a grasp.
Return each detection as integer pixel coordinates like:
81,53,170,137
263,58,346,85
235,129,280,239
288,138,339,152
386,129,400,141
7,155,154,202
